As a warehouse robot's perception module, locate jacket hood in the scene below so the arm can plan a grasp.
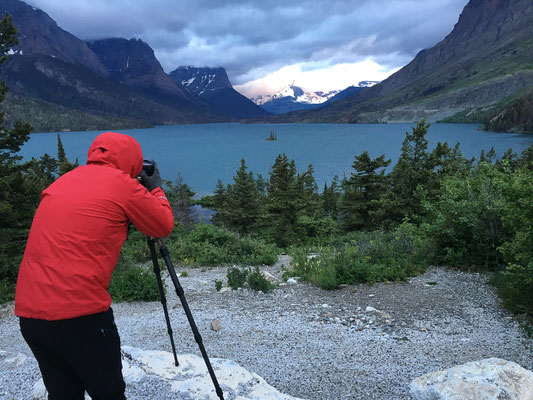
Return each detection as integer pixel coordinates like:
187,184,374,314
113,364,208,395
87,132,143,178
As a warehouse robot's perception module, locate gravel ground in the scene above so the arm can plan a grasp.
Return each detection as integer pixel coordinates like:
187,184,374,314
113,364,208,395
1,257,532,400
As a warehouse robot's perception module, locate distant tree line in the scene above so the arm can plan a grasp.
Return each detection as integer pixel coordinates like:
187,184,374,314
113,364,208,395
482,92,533,133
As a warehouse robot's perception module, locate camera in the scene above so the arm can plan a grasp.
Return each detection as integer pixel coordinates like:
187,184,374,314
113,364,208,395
142,159,155,176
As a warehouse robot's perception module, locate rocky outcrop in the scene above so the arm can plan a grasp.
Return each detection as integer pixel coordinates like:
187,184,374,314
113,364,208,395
88,38,191,99
410,358,533,400
170,66,270,119
171,66,232,95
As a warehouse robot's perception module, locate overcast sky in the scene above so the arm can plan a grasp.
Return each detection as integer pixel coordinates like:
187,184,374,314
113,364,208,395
26,0,469,97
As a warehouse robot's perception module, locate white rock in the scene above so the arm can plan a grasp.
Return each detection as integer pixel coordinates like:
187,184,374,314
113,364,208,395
122,359,147,384
306,253,320,259
211,319,222,332
365,306,379,313
410,358,533,400
286,278,298,285
261,271,276,282
219,287,231,294
121,346,304,400
321,304,330,308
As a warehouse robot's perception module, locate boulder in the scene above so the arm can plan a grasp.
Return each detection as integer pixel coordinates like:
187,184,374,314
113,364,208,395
410,358,533,400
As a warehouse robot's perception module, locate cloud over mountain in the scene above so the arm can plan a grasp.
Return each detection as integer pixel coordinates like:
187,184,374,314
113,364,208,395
25,0,468,91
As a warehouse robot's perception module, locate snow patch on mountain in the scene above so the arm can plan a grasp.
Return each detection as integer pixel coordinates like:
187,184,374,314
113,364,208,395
252,81,379,106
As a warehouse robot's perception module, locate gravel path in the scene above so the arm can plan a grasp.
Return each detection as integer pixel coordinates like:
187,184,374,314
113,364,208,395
1,257,532,400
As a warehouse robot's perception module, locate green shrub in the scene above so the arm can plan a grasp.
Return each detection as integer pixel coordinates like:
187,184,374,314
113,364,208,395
420,163,508,269
214,279,223,291
227,267,248,290
289,225,427,289
108,265,160,302
165,223,278,267
247,267,275,292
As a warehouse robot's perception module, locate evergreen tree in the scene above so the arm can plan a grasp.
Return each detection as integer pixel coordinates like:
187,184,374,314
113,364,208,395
298,164,320,217
0,14,34,301
56,133,77,175
222,158,261,234
340,151,390,231
171,172,196,229
211,179,227,226
322,176,340,219
265,153,305,247
374,120,432,226
255,173,268,197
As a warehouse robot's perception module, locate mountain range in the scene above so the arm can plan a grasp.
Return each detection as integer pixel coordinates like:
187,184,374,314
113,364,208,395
250,81,379,114
256,0,533,127
0,0,531,131
0,0,266,132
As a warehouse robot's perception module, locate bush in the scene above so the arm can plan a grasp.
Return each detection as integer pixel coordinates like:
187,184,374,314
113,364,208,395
108,265,160,302
226,266,276,292
227,267,248,290
421,163,508,269
288,224,428,289
166,224,278,267
247,267,275,292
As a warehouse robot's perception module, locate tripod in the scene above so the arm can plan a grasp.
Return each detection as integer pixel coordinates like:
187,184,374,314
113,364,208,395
147,238,224,400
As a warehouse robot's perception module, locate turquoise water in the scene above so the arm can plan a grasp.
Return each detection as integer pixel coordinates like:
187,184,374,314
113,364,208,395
21,123,533,196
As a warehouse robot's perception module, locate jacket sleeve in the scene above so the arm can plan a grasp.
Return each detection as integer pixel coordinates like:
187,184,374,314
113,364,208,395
123,183,174,238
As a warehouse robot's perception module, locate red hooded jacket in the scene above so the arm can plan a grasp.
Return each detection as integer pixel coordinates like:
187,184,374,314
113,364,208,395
15,132,174,320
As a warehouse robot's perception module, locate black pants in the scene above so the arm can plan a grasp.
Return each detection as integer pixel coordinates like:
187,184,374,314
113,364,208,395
20,308,126,400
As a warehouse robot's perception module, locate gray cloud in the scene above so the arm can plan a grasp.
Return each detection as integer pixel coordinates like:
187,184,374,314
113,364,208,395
25,0,468,85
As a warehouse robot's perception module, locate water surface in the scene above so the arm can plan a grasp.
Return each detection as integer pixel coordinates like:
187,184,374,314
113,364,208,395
21,123,533,196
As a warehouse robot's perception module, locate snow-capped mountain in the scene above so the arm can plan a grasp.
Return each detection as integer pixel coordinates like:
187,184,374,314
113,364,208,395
169,66,269,119
252,81,380,114
252,82,339,106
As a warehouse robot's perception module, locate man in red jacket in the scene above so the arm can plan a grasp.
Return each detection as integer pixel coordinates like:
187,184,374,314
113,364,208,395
15,131,174,400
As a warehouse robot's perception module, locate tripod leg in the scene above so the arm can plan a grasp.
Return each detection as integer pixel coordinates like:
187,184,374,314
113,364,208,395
158,239,225,400
147,238,179,367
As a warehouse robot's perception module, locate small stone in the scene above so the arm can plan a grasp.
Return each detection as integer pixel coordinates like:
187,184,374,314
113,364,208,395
286,278,298,285
368,294,375,297
211,319,222,332
219,287,231,293
322,304,330,308
365,306,379,313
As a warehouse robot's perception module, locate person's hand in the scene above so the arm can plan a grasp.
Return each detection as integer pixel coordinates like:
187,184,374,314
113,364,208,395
140,159,162,191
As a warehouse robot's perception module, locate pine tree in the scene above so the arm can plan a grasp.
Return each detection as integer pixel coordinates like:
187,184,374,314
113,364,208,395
171,172,195,229
56,133,77,175
322,176,340,219
374,120,432,226
265,153,303,247
340,151,390,231
0,14,34,301
211,178,227,227
299,164,320,217
222,159,261,234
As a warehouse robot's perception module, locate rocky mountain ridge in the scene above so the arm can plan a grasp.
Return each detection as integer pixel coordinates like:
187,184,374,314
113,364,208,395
0,0,264,130
170,66,269,119
262,0,533,124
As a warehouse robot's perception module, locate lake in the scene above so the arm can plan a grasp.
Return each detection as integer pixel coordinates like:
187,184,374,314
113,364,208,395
21,123,533,196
